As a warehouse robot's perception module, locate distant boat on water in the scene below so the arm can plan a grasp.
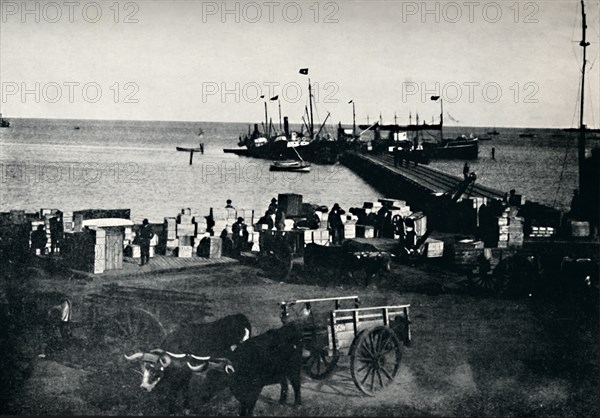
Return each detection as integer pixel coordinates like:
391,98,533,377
487,129,499,136
270,142,311,172
0,113,10,128
269,160,311,172
478,135,493,141
519,132,536,138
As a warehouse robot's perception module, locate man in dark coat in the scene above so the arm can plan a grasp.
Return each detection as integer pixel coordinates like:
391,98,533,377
268,198,278,214
31,225,47,255
329,203,345,245
256,210,274,230
138,219,154,266
232,217,249,252
49,213,63,254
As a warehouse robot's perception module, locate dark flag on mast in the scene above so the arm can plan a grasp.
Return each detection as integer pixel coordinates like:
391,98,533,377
299,68,309,75
348,100,353,104
431,95,440,101
270,95,278,101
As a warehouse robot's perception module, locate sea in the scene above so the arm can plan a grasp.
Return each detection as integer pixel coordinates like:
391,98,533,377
1,118,597,222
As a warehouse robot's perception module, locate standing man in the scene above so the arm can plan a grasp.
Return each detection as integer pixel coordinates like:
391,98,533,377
49,212,63,254
329,203,345,245
463,162,470,179
232,217,249,252
31,225,47,255
268,198,278,214
491,147,496,160
275,207,286,231
139,219,154,266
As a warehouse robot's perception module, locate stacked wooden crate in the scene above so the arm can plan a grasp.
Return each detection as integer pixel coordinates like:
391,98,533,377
529,225,556,238
89,228,106,274
343,215,358,239
424,238,444,258
507,216,524,248
408,212,427,237
569,220,590,237
496,207,524,248
175,209,197,258
164,217,178,256
62,211,74,231
379,198,412,218
278,193,303,217
453,239,484,267
212,208,236,237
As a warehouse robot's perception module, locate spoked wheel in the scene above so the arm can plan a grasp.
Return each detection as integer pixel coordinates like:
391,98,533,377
349,326,402,396
471,272,504,293
302,332,339,379
92,308,166,354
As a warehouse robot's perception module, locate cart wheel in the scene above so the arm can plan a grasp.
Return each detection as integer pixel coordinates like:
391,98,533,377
470,271,502,293
92,308,166,354
349,326,402,396
302,338,339,380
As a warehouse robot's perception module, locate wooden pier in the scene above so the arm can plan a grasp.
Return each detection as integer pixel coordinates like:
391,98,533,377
341,152,506,202
72,254,238,280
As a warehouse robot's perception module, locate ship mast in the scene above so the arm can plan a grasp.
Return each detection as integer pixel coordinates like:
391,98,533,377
308,78,314,139
578,0,589,191
264,100,269,138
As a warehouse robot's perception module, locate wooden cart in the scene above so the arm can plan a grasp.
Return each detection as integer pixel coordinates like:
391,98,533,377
81,284,213,355
280,295,411,396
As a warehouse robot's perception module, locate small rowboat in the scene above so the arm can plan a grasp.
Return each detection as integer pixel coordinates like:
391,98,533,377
269,160,311,172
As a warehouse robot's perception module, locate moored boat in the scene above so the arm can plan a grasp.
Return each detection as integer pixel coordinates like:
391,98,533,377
269,160,311,172
519,132,536,138
0,113,10,128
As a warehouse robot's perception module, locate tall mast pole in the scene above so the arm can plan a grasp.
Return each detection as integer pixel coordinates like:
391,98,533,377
578,0,589,191
440,99,444,141
278,99,282,132
308,78,314,139
264,100,268,138
352,101,356,138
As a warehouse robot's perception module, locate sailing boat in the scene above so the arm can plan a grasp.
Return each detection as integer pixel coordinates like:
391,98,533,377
572,0,599,229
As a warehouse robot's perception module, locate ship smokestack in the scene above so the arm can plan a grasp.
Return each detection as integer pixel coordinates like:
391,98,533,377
283,117,289,136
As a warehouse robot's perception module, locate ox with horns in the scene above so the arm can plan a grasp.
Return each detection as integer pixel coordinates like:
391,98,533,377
125,313,251,414
187,323,303,416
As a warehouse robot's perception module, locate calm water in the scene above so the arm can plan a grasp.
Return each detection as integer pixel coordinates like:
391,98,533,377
1,119,596,221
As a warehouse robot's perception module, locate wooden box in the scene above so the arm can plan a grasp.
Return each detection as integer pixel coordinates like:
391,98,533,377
278,193,303,217
178,245,193,258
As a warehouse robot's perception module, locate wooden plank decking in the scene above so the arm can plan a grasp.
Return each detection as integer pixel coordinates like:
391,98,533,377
74,254,238,279
348,152,506,200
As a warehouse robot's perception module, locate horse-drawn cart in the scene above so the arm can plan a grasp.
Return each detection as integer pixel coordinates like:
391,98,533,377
280,295,411,395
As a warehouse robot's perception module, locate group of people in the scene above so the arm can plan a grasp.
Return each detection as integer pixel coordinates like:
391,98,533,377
256,198,287,231
30,212,64,256
393,146,419,168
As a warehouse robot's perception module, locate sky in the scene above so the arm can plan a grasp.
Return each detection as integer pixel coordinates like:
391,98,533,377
0,0,599,128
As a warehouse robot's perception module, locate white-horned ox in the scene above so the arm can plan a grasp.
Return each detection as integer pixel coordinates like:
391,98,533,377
187,323,303,416
125,313,251,414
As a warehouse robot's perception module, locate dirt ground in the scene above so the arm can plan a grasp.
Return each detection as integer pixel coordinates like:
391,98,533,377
1,259,598,417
